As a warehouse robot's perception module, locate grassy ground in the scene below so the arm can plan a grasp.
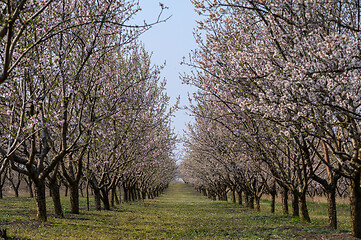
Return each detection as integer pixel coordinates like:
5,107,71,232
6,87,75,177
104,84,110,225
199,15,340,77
0,183,358,239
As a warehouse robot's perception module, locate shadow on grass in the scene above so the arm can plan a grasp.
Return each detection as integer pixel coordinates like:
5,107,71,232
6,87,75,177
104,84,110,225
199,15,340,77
1,228,31,240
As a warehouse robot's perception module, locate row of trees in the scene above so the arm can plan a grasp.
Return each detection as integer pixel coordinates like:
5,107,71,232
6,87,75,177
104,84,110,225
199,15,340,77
0,0,177,221
180,0,361,238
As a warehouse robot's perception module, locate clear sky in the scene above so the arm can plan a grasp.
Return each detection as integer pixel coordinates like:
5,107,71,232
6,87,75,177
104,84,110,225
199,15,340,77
135,0,198,141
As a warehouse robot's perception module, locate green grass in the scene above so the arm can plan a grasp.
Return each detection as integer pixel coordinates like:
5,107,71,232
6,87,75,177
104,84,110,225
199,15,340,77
0,184,355,239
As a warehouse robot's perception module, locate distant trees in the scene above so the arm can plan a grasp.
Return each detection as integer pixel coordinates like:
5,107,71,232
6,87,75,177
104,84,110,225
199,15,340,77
181,0,361,238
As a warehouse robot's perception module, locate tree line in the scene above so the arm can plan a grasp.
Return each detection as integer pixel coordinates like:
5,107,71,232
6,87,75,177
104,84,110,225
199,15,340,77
180,0,361,238
0,0,177,221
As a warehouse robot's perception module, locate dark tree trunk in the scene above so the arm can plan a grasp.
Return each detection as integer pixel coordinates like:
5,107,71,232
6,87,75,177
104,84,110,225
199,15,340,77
65,186,68,197
281,186,289,215
299,193,310,222
137,190,141,200
202,189,207,196
50,185,64,218
130,187,136,201
14,187,19,197
270,181,276,213
128,188,133,201
231,189,236,203
86,180,90,211
271,193,276,213
0,172,5,199
15,177,21,197
123,187,129,202
255,196,261,211
249,196,254,209
245,192,249,206
110,188,115,207
27,177,34,198
113,187,120,205
69,184,79,214
110,186,119,206
34,181,47,221
350,172,361,238
292,192,299,217
327,189,337,230
237,190,243,205
8,171,22,197
321,140,338,230
49,180,64,218
118,185,122,203
221,191,228,201
142,191,147,200
101,189,110,210
94,188,101,210
217,193,221,201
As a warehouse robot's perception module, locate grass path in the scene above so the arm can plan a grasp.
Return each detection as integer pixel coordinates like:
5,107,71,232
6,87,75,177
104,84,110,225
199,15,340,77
0,183,357,239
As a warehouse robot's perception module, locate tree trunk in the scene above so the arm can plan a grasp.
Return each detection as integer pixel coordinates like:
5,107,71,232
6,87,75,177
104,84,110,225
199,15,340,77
249,196,254,209
271,192,276,213
142,191,147,200
118,185,122,203
114,188,120,205
110,188,115,207
110,186,119,206
237,190,243,205
281,186,289,215
123,187,129,202
202,189,207,196
14,178,21,197
222,191,228,201
27,177,34,198
299,193,311,222
86,180,90,211
34,181,47,221
0,181,4,199
231,190,236,203
14,188,19,197
49,181,64,218
137,190,141,200
101,189,110,210
255,196,261,211
69,184,79,214
47,167,63,217
327,189,337,230
350,172,361,238
130,187,136,201
270,180,276,213
94,188,101,210
292,192,299,217
245,192,249,206
0,187,3,200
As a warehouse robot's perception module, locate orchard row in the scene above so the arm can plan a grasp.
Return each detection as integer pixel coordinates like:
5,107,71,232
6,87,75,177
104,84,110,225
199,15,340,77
181,1,361,238
0,1,177,221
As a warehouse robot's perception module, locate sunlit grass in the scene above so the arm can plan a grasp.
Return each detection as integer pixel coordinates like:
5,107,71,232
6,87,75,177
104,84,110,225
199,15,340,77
0,183,356,239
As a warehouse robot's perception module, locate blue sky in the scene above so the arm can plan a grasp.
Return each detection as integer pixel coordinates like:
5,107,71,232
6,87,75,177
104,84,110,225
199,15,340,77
135,0,198,140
